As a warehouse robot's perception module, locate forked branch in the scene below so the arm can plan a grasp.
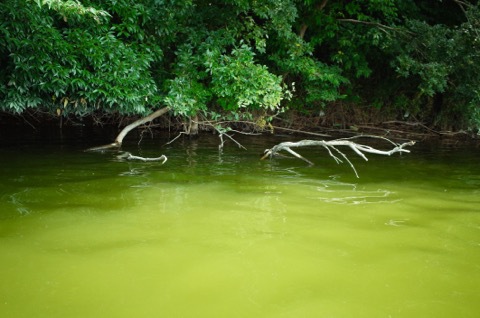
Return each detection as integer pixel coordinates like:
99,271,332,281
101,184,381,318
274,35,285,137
261,137,416,177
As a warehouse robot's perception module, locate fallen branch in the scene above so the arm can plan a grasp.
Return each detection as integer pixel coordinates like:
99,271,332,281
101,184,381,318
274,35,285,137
165,131,189,145
117,152,168,164
195,114,248,151
217,130,247,151
381,120,442,135
271,126,330,137
262,136,416,178
86,107,170,151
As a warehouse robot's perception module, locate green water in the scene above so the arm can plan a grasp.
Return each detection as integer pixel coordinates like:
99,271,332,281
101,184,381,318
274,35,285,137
0,133,479,317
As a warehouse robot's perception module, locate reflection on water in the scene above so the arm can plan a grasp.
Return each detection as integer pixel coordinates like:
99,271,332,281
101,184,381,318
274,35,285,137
312,178,400,205
0,134,479,317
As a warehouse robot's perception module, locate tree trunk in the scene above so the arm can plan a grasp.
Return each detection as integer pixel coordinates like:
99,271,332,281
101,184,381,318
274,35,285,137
188,114,199,136
298,0,329,39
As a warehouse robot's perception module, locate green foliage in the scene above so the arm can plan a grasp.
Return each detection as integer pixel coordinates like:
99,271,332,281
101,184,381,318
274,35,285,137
391,3,480,128
0,0,478,130
393,21,454,96
0,0,159,115
163,1,298,116
299,0,399,77
33,0,110,23
207,45,288,111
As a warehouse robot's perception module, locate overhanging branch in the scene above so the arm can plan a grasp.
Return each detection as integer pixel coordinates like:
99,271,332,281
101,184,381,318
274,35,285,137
86,107,170,152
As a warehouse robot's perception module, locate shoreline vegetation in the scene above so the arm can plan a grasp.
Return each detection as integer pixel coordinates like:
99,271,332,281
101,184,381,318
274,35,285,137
1,1,479,145
1,107,478,145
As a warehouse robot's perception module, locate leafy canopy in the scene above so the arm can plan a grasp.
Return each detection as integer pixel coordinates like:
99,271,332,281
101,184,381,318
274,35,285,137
0,0,479,130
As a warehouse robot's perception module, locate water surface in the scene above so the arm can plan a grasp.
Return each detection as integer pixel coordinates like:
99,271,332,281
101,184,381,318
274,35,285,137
1,132,479,317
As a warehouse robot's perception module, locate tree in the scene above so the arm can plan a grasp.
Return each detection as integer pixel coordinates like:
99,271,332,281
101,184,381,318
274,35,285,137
0,0,160,116
390,1,480,130
1,0,478,140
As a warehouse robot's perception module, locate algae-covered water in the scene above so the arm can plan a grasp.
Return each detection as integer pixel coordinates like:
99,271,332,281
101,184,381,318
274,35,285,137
0,131,479,317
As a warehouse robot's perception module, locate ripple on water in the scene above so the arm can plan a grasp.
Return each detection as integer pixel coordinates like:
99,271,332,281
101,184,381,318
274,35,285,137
301,178,401,205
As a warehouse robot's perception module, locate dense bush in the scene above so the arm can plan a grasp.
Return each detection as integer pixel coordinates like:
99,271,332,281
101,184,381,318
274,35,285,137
0,0,159,115
0,0,478,130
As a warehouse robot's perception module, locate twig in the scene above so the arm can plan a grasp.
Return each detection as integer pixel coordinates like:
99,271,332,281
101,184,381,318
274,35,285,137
337,18,412,34
196,115,248,150
85,142,120,152
337,134,399,147
329,145,359,178
381,121,441,135
218,133,225,151
165,131,189,145
221,133,247,150
282,147,314,165
271,126,330,137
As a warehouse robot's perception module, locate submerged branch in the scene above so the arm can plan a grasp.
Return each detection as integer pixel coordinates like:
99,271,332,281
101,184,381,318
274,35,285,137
85,142,121,152
117,152,168,164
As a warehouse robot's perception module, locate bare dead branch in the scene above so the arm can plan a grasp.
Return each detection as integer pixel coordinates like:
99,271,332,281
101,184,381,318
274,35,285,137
283,147,314,165
115,107,170,145
165,131,189,145
86,107,170,152
117,152,167,164
262,137,416,177
194,115,248,151
85,142,121,152
220,132,247,150
271,126,330,137
337,18,414,35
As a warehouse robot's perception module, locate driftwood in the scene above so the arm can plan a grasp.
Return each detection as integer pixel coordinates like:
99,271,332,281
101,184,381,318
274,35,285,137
262,136,416,177
116,152,168,164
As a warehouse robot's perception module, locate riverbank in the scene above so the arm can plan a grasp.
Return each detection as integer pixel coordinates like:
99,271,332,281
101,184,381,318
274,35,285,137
1,108,478,148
